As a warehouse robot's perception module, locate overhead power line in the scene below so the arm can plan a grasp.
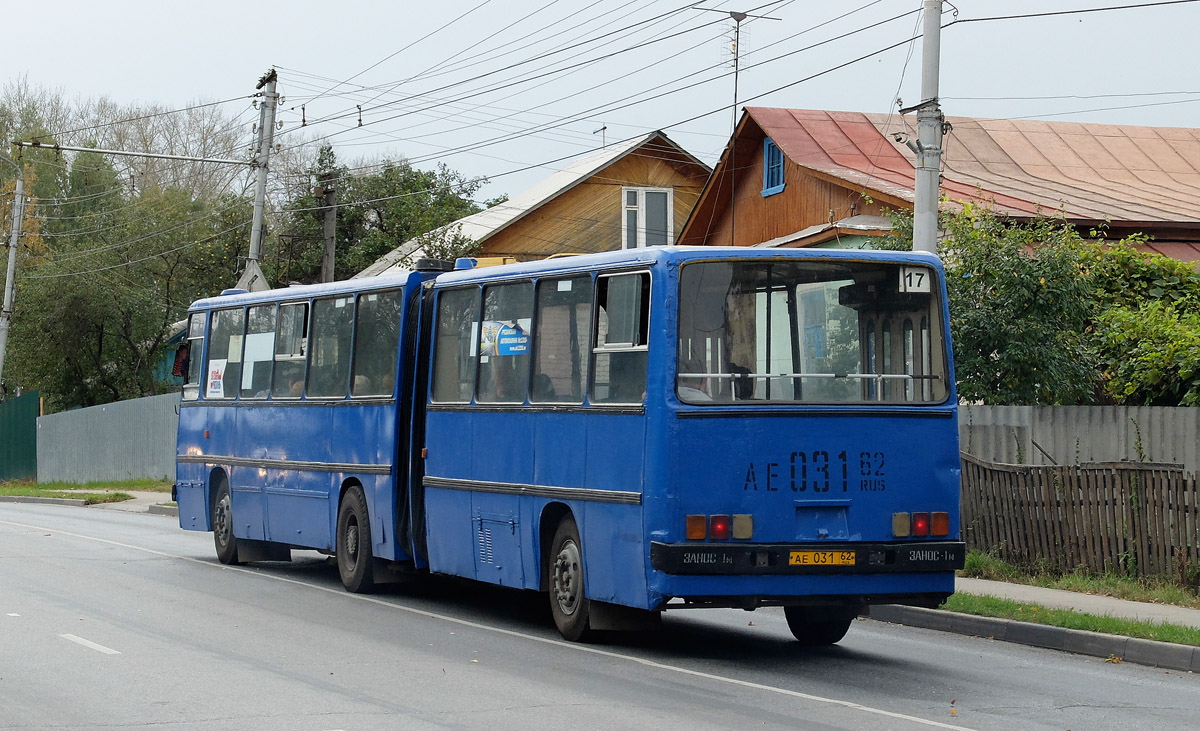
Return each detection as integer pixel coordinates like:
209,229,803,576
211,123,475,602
41,95,255,140
956,0,1199,23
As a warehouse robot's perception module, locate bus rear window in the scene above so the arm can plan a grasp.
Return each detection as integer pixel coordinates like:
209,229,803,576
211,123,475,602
677,260,948,405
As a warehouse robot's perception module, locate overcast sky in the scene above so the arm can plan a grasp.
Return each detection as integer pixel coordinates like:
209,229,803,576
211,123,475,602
10,0,1200,200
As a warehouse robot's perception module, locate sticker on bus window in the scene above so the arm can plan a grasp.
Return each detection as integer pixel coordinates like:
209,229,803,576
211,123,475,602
899,267,931,293
557,280,573,292
480,320,530,356
207,359,227,398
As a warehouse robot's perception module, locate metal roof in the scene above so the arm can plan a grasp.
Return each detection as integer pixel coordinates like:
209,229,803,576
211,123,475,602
355,131,705,277
745,108,1200,225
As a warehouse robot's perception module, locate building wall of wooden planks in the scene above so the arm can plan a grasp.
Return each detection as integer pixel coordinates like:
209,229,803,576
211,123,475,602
960,453,1200,579
677,120,909,248
482,135,709,259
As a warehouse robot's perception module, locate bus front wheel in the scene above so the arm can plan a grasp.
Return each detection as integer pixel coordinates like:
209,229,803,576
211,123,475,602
212,478,240,565
548,516,593,642
336,487,376,594
783,606,854,646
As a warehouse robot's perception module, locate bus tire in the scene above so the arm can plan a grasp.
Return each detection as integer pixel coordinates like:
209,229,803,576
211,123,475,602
548,515,593,642
336,487,376,594
783,606,853,646
212,478,240,566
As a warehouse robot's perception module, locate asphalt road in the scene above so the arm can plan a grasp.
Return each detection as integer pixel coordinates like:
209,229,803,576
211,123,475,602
2,504,1198,731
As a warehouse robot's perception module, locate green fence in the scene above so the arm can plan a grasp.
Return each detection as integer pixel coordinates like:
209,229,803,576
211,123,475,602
0,391,39,481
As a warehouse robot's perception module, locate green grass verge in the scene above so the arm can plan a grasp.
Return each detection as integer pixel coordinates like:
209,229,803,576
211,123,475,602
0,478,171,505
942,592,1200,646
961,549,1200,610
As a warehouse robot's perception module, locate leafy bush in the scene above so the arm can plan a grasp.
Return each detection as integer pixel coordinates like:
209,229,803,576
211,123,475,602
1094,302,1200,406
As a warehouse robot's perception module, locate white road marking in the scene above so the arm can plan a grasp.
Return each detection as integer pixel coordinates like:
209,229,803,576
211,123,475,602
60,633,121,655
3,519,974,730
7,613,20,617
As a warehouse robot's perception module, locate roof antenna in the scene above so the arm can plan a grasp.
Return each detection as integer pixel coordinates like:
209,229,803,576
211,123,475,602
593,124,607,149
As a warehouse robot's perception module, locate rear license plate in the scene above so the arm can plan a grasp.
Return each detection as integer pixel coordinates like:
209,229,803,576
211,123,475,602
789,550,856,566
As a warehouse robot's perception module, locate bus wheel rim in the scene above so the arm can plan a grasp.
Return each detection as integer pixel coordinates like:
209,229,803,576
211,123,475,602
553,539,582,616
216,495,231,545
345,521,359,569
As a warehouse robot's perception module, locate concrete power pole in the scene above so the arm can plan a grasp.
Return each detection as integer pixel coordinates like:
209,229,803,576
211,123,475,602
910,0,944,254
236,68,279,292
0,172,25,399
318,171,337,283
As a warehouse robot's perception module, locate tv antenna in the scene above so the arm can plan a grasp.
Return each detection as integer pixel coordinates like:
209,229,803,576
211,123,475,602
694,6,781,244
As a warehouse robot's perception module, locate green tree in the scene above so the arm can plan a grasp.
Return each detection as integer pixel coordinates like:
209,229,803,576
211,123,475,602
879,204,1098,405
9,149,253,410
268,147,489,282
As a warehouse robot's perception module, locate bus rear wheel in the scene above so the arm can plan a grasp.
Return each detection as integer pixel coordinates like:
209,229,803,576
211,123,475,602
783,606,854,646
337,486,376,593
548,516,593,642
212,478,240,565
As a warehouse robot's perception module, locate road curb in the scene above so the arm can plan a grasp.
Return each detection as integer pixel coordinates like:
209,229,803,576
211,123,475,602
148,504,178,517
0,495,88,507
866,605,1200,672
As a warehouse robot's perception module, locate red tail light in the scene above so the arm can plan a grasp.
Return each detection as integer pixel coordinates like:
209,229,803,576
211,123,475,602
709,514,731,540
912,512,930,537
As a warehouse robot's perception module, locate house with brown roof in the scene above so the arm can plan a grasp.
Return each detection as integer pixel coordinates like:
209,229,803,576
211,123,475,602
678,108,1200,262
358,131,709,276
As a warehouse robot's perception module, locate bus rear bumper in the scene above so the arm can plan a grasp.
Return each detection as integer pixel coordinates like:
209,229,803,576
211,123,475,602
650,540,965,575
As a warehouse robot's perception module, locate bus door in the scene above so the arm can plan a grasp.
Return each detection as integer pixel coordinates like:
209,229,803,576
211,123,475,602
203,305,268,542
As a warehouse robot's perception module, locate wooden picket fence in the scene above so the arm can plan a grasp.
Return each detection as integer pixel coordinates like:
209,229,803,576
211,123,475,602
960,453,1200,578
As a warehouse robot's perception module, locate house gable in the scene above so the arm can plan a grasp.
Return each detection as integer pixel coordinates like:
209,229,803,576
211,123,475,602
484,134,708,258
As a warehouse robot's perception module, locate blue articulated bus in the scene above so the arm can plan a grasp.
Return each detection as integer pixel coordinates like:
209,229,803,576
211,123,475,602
176,246,965,643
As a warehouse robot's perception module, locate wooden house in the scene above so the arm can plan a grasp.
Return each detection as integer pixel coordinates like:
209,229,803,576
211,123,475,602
679,108,1200,262
357,131,709,276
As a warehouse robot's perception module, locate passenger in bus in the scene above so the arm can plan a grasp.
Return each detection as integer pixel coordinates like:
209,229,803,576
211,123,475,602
677,356,712,402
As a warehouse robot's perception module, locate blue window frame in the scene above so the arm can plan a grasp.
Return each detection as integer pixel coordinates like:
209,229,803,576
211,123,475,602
762,138,785,197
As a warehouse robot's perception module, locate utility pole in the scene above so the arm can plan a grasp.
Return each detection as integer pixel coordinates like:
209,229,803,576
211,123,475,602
907,0,944,254
236,68,279,292
0,164,25,399
318,171,337,283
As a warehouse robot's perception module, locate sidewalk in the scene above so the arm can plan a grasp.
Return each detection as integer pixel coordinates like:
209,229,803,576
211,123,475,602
89,490,178,516
869,577,1200,672
955,577,1200,630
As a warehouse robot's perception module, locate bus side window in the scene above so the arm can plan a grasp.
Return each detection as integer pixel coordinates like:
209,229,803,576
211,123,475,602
205,307,245,399
477,282,533,404
272,303,308,398
240,305,276,399
592,272,650,404
532,276,592,403
182,313,205,401
431,287,480,403
308,296,355,398
351,290,403,397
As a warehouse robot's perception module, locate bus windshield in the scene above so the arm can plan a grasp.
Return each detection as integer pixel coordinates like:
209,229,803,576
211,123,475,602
677,258,948,405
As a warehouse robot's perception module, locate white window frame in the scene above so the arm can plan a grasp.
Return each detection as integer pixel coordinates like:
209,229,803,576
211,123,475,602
621,186,673,249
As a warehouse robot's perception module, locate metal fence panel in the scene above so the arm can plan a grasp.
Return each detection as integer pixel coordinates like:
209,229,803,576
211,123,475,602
0,391,40,481
960,405,1200,472
37,393,180,483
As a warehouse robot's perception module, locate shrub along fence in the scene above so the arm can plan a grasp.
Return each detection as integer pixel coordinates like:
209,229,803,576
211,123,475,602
960,453,1200,580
